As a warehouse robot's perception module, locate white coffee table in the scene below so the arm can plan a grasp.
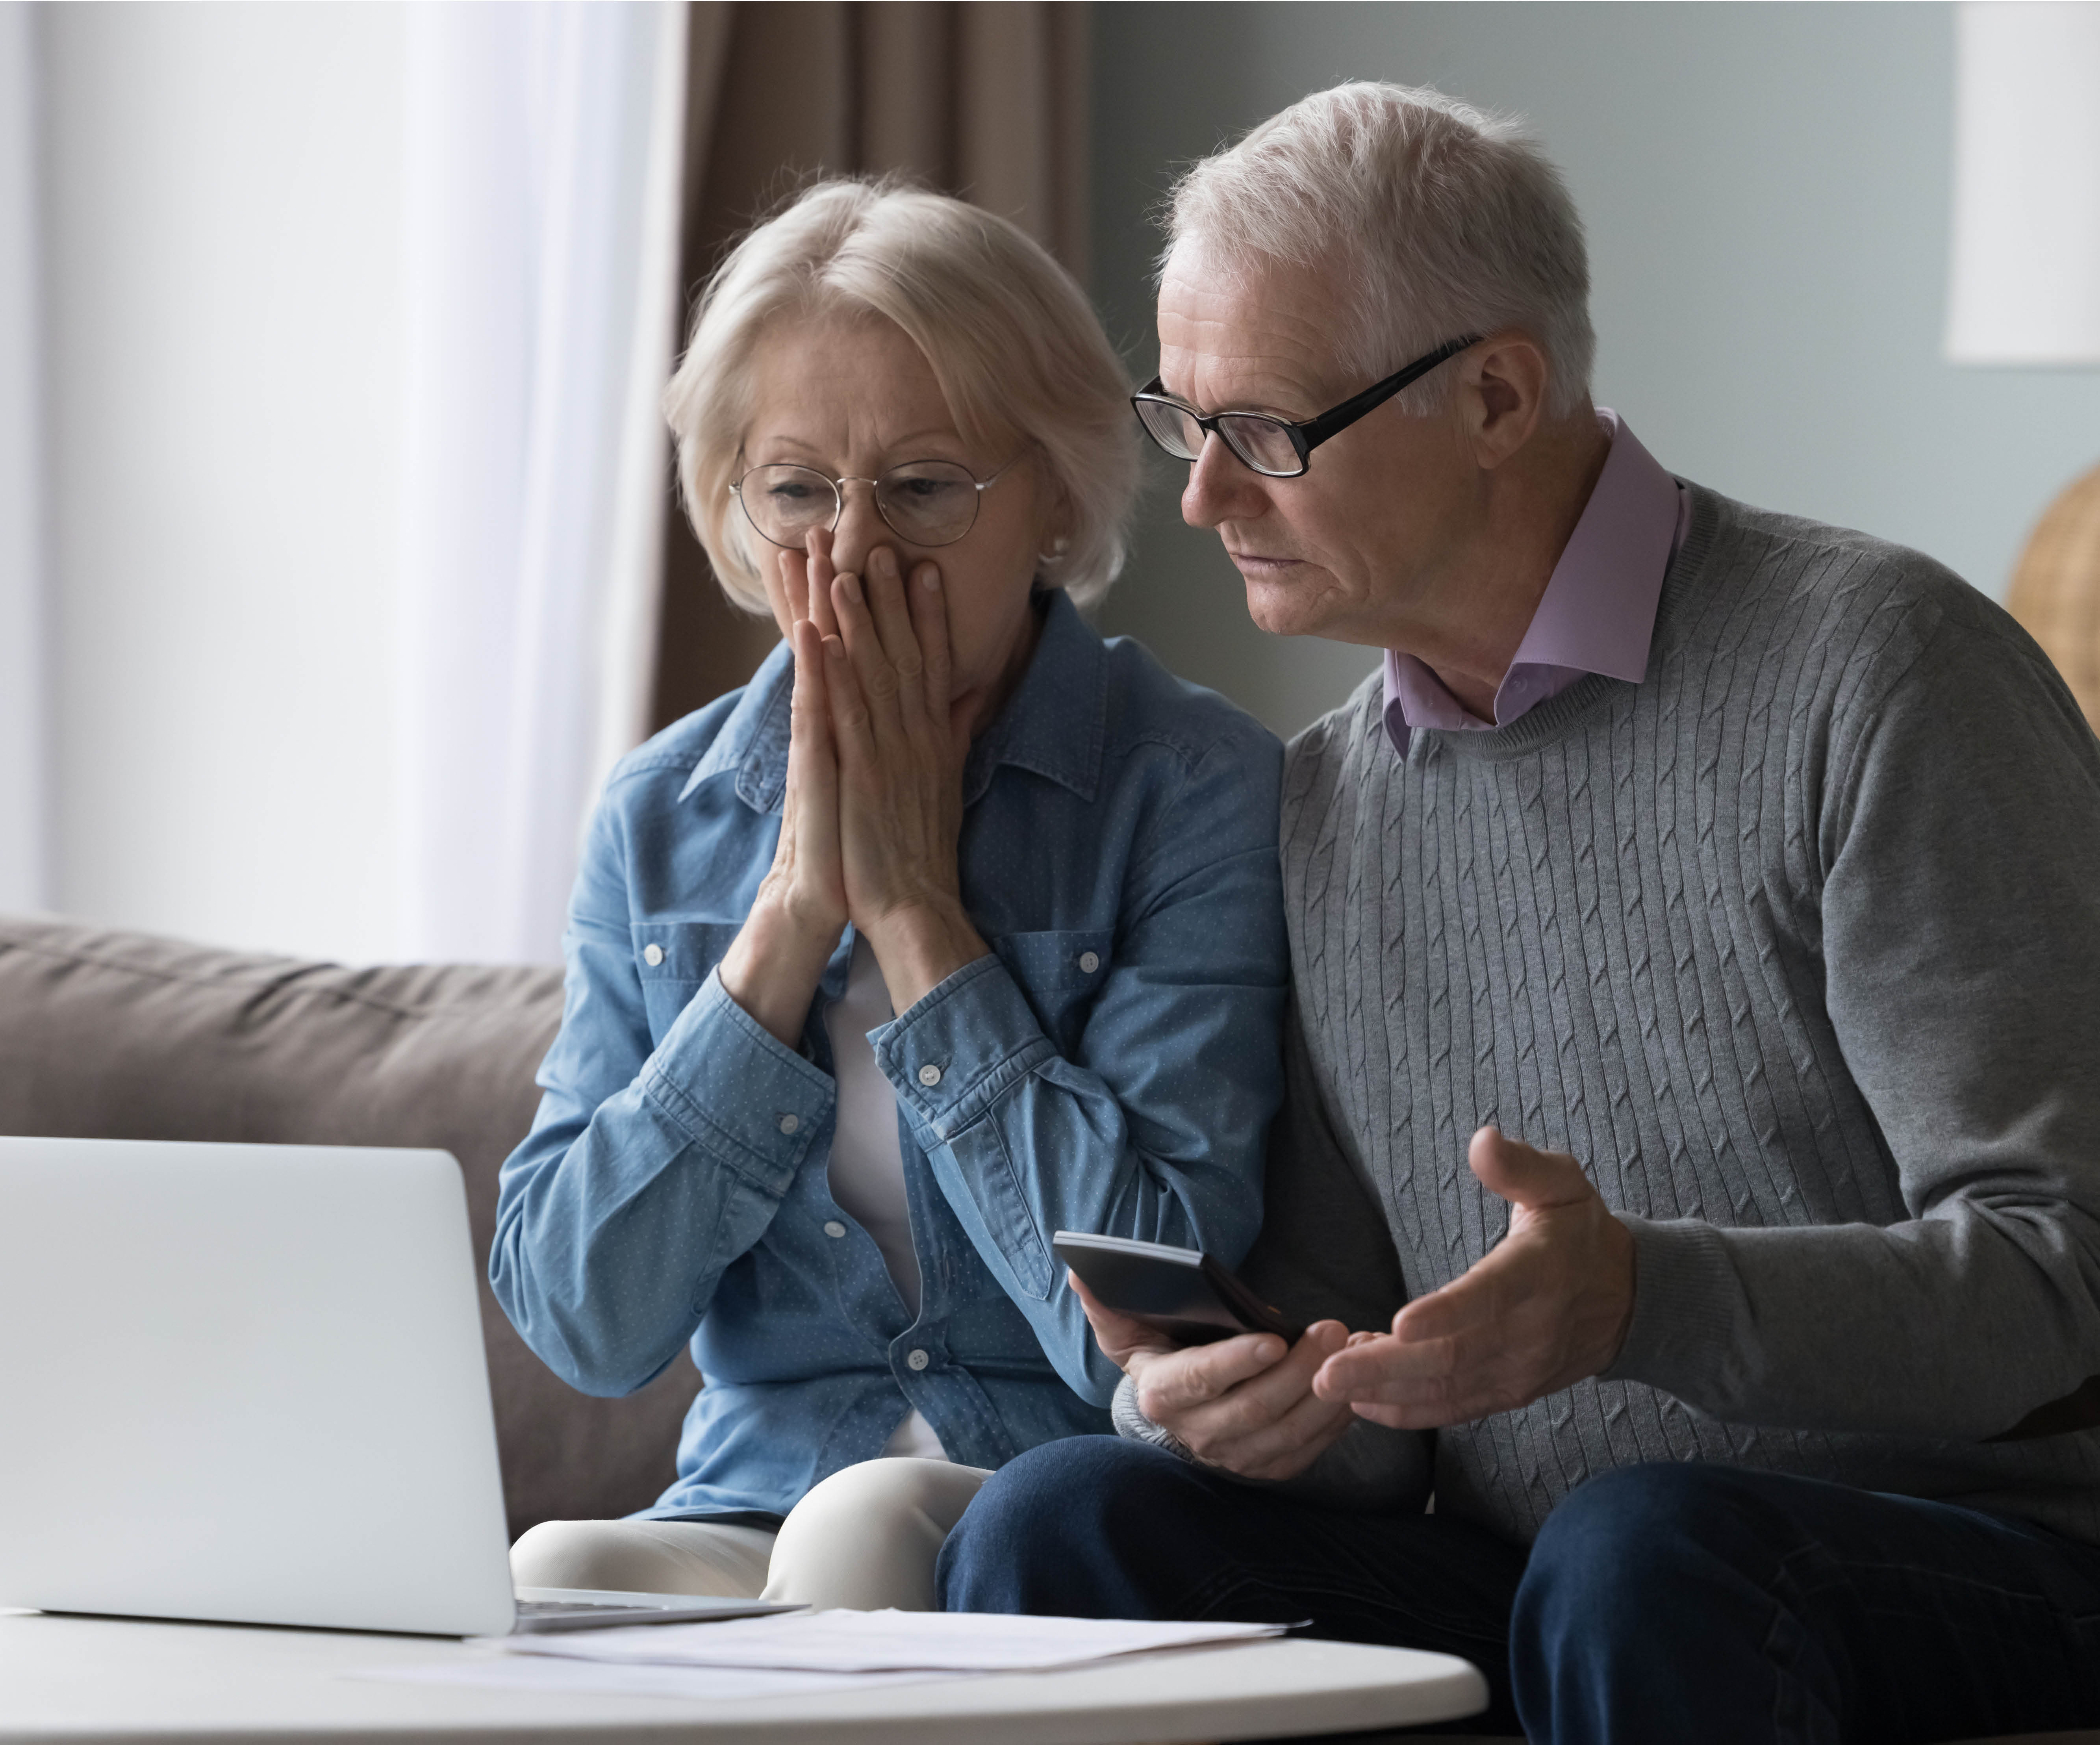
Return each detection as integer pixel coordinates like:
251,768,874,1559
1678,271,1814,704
0,1607,1485,1744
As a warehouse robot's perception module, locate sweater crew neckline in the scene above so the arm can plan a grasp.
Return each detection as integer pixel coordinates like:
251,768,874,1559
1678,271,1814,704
1408,483,1727,765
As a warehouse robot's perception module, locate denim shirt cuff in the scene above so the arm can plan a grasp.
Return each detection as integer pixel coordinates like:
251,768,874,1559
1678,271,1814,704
642,966,833,1194
872,954,1058,1142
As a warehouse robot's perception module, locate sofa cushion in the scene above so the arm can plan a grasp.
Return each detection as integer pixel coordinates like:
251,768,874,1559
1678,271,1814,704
0,915,697,1541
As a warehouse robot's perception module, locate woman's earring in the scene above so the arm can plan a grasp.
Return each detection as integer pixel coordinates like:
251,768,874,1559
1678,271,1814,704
1038,536,1070,563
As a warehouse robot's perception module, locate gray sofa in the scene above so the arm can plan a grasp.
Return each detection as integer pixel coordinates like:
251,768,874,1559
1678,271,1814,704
0,913,698,1543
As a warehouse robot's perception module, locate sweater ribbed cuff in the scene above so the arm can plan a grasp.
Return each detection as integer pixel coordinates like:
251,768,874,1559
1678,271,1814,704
1600,1215,1743,1397
1111,1372,1197,1461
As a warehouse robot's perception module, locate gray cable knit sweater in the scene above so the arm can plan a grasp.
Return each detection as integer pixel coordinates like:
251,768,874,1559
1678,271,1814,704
1131,483,2100,1548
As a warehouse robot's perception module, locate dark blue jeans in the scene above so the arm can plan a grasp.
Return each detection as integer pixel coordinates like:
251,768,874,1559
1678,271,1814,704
934,1436,2100,1743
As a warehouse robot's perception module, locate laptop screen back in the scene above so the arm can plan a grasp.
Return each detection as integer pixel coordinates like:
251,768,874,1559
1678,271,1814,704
0,1137,515,1635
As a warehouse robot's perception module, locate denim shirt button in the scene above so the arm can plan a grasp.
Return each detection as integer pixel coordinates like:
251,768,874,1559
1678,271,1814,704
917,1064,943,1088
1079,951,1100,974
906,1348,931,1371
777,1113,799,1135
823,1220,847,1239
643,944,665,967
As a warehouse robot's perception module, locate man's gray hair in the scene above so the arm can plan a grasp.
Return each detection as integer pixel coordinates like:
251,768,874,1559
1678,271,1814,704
1166,82,1596,419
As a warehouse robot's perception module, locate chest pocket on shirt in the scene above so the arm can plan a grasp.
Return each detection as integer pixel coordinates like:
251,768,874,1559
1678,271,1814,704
990,928,1115,1055
632,920,744,1042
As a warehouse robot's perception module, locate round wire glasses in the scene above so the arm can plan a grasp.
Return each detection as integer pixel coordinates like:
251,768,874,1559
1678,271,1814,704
730,455,1021,551
1131,334,1481,478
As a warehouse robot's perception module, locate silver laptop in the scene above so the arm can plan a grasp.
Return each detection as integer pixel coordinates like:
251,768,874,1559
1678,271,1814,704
0,1136,800,1636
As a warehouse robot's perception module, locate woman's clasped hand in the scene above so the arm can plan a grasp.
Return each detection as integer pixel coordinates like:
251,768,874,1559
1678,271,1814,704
723,527,993,1046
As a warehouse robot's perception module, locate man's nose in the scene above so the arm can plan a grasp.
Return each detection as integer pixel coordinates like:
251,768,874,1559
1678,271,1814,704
1181,433,1269,530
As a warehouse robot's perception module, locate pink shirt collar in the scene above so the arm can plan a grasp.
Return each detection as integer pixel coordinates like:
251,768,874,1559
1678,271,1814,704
1383,410,1687,756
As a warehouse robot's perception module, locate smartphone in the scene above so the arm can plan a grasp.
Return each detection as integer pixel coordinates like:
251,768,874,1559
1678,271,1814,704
1051,1231,1306,1347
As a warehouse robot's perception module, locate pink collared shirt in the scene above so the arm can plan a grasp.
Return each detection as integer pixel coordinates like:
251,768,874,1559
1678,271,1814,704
1383,410,1689,756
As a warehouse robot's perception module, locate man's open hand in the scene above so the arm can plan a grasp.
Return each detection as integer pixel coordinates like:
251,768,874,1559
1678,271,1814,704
1071,1274,1365,1481
1312,1127,1635,1429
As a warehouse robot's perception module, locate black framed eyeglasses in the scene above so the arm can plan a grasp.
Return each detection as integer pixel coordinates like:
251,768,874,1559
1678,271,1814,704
730,454,1022,551
1131,334,1481,479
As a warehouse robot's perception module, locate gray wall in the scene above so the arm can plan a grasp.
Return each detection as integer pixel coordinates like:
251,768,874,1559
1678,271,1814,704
1089,2,2100,738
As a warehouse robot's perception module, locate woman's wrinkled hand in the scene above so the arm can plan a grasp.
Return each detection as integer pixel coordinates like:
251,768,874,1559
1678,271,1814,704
820,543,991,1013
717,547,849,1046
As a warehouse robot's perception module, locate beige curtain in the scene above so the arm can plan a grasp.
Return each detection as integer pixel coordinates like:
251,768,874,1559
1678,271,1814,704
649,0,1092,733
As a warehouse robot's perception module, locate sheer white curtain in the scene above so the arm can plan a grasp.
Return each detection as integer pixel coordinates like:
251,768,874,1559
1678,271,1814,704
398,1,687,964
0,2,49,914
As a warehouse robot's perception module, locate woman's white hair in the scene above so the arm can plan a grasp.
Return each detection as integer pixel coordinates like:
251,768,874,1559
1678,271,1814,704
1166,82,1596,419
664,178,1136,614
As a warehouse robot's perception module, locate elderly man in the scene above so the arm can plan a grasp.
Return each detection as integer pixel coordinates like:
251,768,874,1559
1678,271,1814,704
936,82,2100,1743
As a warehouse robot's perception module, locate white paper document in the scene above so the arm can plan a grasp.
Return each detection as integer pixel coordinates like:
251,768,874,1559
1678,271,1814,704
500,1608,1291,1673
358,1655,966,1702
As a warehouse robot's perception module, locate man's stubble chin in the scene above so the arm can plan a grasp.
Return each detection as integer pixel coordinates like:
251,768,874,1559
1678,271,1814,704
1242,568,1352,642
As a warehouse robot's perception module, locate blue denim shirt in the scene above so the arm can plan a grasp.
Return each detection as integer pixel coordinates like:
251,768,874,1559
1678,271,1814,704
489,591,1288,1520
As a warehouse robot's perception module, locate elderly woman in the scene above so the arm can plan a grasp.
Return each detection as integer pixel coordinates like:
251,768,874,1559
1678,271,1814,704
490,180,1288,1609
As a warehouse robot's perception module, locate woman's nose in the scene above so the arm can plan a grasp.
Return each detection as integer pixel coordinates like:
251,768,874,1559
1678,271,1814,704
828,483,891,580
1180,433,1269,531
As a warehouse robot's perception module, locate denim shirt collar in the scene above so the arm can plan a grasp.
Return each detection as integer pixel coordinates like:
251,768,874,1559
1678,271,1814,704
678,588,1107,814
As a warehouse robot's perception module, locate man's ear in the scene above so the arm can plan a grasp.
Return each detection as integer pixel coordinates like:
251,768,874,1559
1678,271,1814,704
1458,331,1551,471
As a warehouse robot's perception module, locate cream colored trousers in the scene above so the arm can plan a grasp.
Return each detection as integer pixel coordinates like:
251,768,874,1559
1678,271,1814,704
510,1458,992,1613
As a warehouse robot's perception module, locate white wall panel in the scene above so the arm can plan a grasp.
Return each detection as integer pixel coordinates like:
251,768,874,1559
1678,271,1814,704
40,4,405,960
0,2,48,912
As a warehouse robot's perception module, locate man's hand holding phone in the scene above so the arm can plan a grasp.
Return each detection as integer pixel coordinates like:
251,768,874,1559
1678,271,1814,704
1068,1272,1367,1482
